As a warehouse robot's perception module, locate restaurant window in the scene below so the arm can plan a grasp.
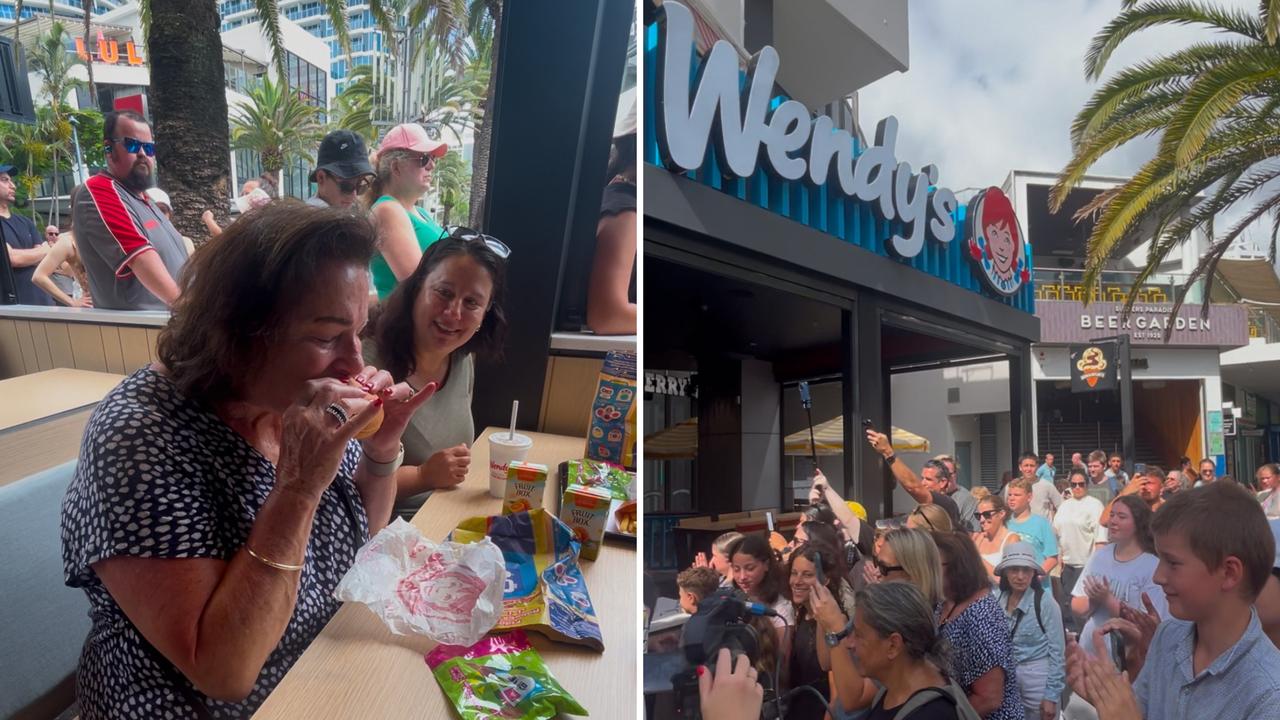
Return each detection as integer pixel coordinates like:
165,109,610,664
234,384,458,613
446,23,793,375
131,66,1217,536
553,12,637,338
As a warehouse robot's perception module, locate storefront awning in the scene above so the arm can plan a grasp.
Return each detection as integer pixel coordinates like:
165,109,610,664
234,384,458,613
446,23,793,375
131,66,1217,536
783,417,930,455
1217,258,1280,324
644,417,930,460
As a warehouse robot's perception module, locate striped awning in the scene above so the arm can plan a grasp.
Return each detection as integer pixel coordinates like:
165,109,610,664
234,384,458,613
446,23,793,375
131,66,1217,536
643,416,930,460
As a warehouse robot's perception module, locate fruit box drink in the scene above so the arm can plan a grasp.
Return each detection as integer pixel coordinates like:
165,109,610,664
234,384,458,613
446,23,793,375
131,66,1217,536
559,485,611,561
502,461,548,515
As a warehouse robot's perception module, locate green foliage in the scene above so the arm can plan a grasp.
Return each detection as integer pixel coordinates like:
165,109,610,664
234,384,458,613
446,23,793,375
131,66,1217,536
432,146,470,226
1052,0,1280,334
230,75,324,181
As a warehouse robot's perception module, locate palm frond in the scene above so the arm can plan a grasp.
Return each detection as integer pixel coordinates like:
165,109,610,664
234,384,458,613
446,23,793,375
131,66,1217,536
251,0,290,84
323,0,352,57
1264,0,1280,44
1084,0,1264,80
1051,103,1180,210
1156,49,1280,166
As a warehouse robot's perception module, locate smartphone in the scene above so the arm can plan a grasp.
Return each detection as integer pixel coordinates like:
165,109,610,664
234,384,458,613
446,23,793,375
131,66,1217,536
862,418,873,429
813,550,826,587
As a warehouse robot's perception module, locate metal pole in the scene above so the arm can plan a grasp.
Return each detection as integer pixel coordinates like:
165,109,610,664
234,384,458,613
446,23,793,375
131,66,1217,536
69,117,85,187
1119,334,1136,474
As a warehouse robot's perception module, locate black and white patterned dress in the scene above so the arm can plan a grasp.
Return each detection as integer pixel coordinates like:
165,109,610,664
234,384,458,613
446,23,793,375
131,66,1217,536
61,367,369,719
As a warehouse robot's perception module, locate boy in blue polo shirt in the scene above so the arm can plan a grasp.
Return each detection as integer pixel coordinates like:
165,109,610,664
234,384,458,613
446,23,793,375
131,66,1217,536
1068,482,1280,719
1006,478,1058,590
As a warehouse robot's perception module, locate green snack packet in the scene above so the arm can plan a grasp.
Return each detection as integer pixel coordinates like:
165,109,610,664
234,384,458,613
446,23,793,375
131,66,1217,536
427,630,588,719
566,458,633,501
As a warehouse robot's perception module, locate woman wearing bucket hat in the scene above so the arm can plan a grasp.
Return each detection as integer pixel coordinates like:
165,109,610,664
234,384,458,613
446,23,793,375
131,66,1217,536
996,542,1065,720
366,123,450,300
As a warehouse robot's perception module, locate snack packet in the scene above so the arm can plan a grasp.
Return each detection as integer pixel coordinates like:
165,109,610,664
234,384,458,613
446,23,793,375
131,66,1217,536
334,518,505,646
559,485,611,561
427,631,588,719
585,351,637,470
451,509,604,650
564,458,633,501
503,461,548,515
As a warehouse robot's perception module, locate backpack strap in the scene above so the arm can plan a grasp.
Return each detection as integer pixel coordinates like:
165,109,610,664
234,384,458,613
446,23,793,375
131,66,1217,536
891,687,950,720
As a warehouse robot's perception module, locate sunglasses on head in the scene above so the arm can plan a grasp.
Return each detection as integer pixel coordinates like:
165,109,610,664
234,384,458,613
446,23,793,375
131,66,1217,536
910,507,936,531
874,558,904,576
975,509,1000,521
446,225,511,259
109,136,155,157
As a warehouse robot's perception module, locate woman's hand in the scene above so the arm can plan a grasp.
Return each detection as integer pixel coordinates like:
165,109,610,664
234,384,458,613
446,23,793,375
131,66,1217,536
862,558,883,586
419,444,471,489
276,378,382,501
808,580,847,634
347,365,438,461
699,648,763,720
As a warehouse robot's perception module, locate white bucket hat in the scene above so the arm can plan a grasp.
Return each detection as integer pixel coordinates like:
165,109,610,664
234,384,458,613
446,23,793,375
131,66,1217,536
995,541,1044,578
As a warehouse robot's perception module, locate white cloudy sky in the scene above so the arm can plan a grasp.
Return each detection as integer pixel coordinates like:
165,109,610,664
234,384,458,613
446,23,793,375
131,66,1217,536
856,0,1263,240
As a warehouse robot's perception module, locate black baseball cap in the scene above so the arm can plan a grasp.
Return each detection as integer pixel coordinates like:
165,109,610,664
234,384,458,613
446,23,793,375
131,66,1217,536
309,130,375,182
0,164,14,175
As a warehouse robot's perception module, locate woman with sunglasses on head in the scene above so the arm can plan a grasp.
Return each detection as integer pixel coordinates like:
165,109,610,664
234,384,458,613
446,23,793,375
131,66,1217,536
811,580,979,718
972,495,1022,586
366,123,450,300
994,542,1065,720
907,503,954,534
867,528,945,609
932,531,1023,720
368,230,509,519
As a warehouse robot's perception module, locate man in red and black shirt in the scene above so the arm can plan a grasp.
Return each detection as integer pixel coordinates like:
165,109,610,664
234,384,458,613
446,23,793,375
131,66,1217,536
73,110,188,311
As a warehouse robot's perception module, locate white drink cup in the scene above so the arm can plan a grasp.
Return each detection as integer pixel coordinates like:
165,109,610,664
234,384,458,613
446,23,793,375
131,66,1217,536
488,432,533,498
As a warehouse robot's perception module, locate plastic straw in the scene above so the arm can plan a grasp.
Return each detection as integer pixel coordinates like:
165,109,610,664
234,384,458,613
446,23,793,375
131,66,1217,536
508,400,519,440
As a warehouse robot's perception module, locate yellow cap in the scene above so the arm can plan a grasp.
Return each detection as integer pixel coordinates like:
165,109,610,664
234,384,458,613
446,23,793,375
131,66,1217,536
845,501,868,522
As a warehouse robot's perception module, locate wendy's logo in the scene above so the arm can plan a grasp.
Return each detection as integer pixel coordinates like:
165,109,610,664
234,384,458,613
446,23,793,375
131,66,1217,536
966,187,1031,296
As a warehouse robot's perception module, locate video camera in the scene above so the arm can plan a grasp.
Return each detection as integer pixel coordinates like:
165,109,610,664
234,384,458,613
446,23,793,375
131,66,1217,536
670,587,781,719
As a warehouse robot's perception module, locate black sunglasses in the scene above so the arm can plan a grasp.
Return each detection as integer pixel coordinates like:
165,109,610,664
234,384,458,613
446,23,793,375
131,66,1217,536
320,171,371,194
1070,481,1087,488
975,509,1000,521
910,507,936,531
416,153,437,168
109,136,155,157
446,225,511,259
874,558,904,576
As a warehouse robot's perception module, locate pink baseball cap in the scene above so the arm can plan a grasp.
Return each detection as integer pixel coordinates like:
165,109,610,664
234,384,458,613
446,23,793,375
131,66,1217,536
376,123,448,162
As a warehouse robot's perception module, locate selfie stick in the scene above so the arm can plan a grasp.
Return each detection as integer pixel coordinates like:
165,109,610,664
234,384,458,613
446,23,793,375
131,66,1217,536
798,382,818,473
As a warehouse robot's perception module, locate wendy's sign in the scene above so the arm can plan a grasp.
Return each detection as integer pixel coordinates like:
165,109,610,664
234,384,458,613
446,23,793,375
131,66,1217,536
966,187,1029,296
654,1,958,259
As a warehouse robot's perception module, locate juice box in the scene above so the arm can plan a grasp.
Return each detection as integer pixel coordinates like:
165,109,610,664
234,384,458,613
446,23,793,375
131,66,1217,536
560,485,612,560
503,461,548,515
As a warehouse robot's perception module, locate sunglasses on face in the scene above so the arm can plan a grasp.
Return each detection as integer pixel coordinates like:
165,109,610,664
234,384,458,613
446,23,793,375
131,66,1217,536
416,154,437,169
1070,481,1087,488
874,558,904,576
109,136,155,157
327,173,371,194
975,509,1000,521
446,225,512,259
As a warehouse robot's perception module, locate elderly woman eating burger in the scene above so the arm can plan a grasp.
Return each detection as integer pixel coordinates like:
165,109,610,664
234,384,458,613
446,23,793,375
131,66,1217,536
61,201,439,718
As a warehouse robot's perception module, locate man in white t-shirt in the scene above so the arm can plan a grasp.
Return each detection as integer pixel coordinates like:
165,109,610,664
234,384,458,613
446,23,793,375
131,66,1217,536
1005,452,1063,521
1053,468,1105,631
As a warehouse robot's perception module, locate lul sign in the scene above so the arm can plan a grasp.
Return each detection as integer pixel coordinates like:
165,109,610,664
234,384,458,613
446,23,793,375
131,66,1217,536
655,1,958,259
74,32,145,67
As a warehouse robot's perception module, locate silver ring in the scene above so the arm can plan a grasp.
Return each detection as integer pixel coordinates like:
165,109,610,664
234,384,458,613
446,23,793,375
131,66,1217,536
324,403,349,426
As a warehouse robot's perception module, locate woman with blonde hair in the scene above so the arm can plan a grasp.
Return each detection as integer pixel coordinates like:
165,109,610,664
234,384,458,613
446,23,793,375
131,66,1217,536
906,503,953,533
972,494,1021,585
365,123,450,299
872,527,945,608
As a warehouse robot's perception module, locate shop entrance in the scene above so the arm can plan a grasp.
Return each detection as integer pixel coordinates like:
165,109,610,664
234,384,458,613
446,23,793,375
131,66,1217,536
1036,378,1203,469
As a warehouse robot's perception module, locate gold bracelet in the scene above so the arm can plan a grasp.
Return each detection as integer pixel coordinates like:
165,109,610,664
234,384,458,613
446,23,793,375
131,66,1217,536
245,544,305,572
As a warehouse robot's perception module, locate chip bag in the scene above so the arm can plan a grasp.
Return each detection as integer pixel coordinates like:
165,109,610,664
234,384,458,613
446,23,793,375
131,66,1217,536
585,350,636,470
564,458,634,501
451,509,604,650
427,631,588,719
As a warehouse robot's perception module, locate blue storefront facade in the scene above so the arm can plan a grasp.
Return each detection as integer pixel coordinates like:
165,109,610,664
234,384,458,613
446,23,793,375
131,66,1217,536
643,2,1041,521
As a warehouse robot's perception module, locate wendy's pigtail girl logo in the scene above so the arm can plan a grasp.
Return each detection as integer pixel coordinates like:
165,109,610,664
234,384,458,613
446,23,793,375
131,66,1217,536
966,187,1031,296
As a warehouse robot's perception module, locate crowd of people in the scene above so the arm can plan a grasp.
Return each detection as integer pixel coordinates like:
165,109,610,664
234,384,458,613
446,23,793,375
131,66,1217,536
689,432,1280,720
16,106,637,719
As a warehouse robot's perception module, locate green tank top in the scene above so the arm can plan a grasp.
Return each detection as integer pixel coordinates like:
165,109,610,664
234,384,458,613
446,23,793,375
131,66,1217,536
370,195,446,300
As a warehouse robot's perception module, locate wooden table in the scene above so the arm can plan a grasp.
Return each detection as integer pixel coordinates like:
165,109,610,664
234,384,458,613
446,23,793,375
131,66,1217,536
0,368,124,432
255,428,637,719
0,369,125,487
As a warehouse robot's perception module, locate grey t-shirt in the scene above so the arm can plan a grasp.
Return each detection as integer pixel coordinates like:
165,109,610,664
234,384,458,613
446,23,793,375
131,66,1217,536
73,173,188,310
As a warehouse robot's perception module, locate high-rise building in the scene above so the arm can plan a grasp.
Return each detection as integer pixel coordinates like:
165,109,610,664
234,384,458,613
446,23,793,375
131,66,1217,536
219,0,391,94
0,0,119,26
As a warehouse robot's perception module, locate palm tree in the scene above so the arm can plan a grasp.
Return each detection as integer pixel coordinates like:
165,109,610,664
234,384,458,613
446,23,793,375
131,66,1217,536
464,0,499,227
1051,0,1280,328
230,75,324,192
331,64,395,145
411,35,485,145
432,147,469,225
28,22,86,225
81,0,96,105
141,0,472,236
